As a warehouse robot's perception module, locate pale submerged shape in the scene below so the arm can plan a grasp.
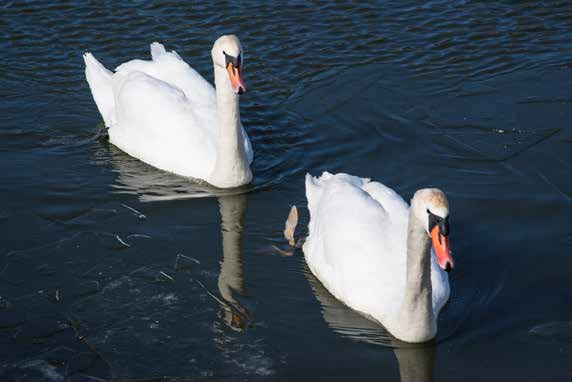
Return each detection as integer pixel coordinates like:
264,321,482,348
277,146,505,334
83,38,253,187
303,172,450,342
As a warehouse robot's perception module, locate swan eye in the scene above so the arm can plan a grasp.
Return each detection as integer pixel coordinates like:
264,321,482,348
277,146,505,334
427,210,450,237
223,51,240,68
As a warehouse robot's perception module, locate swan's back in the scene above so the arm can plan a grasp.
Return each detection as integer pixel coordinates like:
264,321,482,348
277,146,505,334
304,173,409,320
115,43,216,111
109,70,216,179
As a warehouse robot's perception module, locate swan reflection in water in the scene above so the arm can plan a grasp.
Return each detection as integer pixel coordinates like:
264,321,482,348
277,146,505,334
108,147,251,330
216,193,250,331
304,266,436,382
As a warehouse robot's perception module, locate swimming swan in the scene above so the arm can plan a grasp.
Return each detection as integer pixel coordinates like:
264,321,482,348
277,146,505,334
83,35,253,188
303,172,454,343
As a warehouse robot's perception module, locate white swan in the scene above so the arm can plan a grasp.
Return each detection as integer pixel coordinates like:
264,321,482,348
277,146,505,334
83,35,253,188
303,172,455,343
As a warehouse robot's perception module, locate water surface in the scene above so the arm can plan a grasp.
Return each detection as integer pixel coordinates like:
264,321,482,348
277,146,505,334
1,1,572,380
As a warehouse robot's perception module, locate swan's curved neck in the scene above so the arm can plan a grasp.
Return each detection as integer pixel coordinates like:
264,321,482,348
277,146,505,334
395,208,436,343
208,67,252,188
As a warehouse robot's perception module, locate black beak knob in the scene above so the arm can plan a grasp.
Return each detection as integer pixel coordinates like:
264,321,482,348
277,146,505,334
238,87,244,95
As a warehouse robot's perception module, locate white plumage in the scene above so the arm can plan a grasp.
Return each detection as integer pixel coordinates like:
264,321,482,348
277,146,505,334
303,172,451,342
84,37,253,187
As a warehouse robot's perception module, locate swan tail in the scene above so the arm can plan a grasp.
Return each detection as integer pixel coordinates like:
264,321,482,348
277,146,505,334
83,52,115,127
150,41,183,61
150,42,167,60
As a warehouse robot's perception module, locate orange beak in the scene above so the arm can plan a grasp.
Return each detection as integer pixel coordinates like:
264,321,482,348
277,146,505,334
226,62,246,94
431,225,454,272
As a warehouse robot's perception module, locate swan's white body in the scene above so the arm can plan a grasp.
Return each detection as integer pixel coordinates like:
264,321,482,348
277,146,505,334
303,172,451,342
83,39,253,188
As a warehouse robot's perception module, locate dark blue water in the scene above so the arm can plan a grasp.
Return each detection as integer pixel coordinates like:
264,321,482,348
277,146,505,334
1,1,572,380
